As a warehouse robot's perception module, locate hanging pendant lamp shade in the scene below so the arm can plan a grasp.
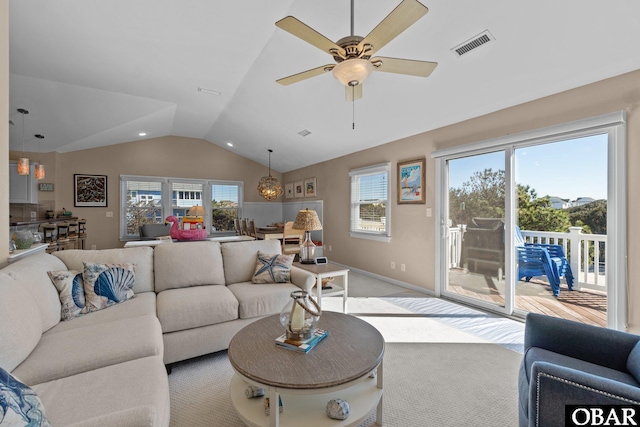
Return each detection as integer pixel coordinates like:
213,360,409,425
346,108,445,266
257,149,283,201
34,134,45,180
17,108,30,175
17,158,30,175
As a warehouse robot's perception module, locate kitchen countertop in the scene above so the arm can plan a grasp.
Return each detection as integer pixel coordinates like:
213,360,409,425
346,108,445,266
10,216,78,226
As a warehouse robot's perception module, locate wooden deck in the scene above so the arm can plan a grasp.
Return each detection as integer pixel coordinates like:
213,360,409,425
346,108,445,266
448,270,607,327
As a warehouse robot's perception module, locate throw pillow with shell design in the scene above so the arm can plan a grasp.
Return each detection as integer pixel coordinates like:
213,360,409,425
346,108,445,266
47,270,87,320
82,262,136,312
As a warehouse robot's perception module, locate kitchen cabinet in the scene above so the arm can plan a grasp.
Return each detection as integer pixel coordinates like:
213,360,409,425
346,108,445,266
9,162,38,204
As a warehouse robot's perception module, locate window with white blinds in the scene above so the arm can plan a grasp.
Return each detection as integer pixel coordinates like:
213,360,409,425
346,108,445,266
349,162,391,242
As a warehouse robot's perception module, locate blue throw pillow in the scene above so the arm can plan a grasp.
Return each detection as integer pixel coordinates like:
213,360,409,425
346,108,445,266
0,367,51,426
82,262,136,312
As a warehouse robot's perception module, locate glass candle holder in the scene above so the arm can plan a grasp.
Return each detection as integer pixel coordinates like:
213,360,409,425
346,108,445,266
279,290,321,340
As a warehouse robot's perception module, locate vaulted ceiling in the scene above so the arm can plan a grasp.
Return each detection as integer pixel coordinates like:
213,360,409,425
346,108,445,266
9,1,640,172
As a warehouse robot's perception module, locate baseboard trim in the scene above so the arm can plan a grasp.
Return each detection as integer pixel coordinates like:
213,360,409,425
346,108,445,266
329,262,436,297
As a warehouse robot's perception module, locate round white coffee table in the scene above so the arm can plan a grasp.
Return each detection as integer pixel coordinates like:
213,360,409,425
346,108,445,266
228,311,384,427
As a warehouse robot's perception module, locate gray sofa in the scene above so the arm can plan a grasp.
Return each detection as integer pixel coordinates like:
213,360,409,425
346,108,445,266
519,312,640,427
0,239,314,426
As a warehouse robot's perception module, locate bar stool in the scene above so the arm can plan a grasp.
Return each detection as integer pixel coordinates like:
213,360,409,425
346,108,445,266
67,221,78,250
78,219,87,250
56,222,70,251
40,223,58,253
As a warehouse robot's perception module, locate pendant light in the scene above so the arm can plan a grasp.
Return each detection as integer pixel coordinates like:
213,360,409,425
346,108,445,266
16,108,30,175
257,149,283,201
34,134,45,180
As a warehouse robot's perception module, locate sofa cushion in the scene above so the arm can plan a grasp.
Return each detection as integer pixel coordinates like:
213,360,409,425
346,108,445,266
252,251,294,284
3,253,67,334
0,273,43,372
156,285,239,333
0,367,51,426
222,239,282,285
154,241,225,292
82,262,136,312
32,355,169,427
12,315,163,386
46,292,156,335
227,281,301,319
54,247,155,293
47,270,87,320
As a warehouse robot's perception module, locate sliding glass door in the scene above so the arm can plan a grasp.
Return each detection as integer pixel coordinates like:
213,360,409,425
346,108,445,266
445,151,508,313
434,112,627,328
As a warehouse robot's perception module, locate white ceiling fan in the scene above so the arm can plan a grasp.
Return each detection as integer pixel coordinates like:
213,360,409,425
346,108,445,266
275,0,438,101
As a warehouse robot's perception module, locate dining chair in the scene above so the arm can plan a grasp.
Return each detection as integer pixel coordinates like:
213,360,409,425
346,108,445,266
233,218,241,236
241,219,249,236
248,220,257,238
282,221,303,257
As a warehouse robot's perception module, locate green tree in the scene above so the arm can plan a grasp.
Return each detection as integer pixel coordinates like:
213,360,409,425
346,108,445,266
125,194,162,235
211,200,238,231
567,200,607,234
449,168,571,232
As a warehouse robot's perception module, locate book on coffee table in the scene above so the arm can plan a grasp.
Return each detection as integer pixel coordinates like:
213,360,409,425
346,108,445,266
275,328,328,353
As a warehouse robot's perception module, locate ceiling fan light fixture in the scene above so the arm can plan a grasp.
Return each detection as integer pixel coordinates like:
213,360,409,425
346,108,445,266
332,58,373,87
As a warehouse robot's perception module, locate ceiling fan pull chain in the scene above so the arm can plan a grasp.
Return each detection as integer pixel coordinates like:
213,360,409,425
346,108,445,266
352,86,356,130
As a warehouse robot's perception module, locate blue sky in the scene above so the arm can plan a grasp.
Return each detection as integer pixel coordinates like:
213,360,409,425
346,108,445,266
448,133,608,201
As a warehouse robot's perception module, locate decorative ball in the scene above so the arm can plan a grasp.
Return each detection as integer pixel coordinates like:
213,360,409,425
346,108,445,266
326,398,350,420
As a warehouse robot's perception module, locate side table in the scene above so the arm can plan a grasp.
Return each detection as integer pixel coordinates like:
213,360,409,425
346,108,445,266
293,262,349,313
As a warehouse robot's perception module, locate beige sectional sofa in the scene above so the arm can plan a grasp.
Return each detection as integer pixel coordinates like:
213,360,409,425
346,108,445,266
0,239,315,426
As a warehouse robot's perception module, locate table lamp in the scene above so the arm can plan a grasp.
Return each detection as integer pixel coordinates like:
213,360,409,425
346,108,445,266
293,209,322,264
187,205,205,218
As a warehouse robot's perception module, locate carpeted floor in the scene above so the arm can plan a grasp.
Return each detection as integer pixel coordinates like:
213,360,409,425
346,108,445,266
168,342,521,427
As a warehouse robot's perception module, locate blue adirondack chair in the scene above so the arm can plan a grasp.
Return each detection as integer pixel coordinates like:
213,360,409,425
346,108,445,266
515,226,574,297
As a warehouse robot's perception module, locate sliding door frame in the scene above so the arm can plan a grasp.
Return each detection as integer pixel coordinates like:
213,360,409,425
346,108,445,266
433,111,627,330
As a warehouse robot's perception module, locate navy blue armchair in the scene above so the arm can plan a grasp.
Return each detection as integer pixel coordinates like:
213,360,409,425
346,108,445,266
519,313,640,427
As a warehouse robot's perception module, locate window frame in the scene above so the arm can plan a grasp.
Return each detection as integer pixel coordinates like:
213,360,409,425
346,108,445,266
349,162,391,242
120,175,243,240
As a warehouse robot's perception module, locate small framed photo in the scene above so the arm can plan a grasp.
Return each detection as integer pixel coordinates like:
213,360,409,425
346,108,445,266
285,183,294,199
39,182,54,192
74,174,107,207
304,177,317,198
294,181,304,198
397,158,426,204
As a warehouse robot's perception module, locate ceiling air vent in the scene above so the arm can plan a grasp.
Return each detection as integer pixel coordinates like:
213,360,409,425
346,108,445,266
451,30,494,57
298,129,311,137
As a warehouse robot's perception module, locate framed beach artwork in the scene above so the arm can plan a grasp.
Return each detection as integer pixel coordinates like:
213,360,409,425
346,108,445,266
294,180,304,198
397,158,425,204
285,183,294,199
304,177,317,197
74,174,108,207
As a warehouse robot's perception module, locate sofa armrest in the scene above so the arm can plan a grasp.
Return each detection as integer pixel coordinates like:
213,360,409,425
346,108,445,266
529,361,640,427
524,313,640,372
66,405,158,427
290,266,315,293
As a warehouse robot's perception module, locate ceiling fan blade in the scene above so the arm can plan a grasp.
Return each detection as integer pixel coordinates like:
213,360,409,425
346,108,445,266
370,56,437,77
358,0,428,57
276,64,334,86
345,84,363,102
276,16,345,57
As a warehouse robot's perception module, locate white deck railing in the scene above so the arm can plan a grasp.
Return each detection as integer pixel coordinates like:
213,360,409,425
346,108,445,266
448,226,606,291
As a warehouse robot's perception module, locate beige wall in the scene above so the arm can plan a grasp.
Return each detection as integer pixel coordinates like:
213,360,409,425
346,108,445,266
10,136,280,250
284,68,640,331
0,0,8,267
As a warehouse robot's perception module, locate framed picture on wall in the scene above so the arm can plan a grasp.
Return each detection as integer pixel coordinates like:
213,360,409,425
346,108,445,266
74,174,107,207
294,180,304,198
285,183,294,199
397,158,425,204
304,177,317,197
